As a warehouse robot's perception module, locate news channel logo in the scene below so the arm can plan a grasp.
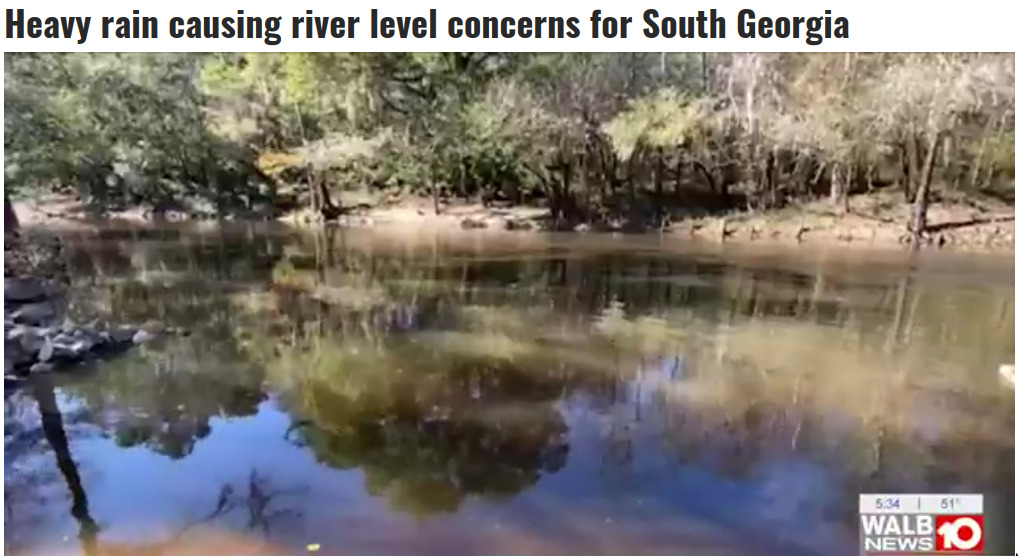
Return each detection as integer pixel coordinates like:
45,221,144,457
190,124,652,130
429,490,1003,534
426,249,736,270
858,494,986,555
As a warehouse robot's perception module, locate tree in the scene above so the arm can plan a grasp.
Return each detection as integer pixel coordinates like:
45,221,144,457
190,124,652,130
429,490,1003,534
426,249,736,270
5,194,18,233
5,53,1013,239
606,88,706,219
872,54,1014,243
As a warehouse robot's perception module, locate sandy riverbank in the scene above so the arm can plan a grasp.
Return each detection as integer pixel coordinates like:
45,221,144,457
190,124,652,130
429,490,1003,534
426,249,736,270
10,191,1015,253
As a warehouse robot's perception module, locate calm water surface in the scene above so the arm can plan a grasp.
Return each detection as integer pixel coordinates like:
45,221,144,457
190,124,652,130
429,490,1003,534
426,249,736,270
4,226,1015,556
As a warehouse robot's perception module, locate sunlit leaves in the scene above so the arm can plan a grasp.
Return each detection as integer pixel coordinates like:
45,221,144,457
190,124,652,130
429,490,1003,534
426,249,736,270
605,88,704,160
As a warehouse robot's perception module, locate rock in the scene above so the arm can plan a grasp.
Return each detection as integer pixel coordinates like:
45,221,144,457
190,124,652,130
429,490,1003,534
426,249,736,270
29,361,54,374
109,327,137,344
3,275,150,374
4,278,50,303
5,339,35,367
12,302,57,325
460,217,488,230
60,317,77,334
38,337,55,362
7,324,28,340
17,329,46,355
504,219,533,231
50,336,96,361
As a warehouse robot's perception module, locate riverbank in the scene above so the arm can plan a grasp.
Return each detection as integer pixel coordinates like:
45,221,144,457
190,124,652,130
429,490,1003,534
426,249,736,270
10,191,1015,253
3,273,156,379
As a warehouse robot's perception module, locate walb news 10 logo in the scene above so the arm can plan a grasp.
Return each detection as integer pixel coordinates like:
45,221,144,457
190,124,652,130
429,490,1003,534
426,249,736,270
859,494,984,554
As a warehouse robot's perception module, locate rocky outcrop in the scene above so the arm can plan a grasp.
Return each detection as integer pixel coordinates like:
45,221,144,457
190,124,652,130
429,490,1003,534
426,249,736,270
4,277,155,379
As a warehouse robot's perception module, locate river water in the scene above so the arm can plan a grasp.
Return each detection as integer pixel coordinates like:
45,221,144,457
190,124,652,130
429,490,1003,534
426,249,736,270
4,225,1015,556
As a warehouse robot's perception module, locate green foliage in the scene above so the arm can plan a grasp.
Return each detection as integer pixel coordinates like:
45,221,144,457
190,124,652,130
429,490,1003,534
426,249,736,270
5,52,1015,220
606,88,703,160
985,131,1015,177
5,53,263,214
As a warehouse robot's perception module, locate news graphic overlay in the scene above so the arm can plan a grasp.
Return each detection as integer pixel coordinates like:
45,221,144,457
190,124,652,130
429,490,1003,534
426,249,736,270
859,494,985,554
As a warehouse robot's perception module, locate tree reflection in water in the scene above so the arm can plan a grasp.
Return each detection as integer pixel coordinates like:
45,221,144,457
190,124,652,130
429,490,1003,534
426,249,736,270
281,356,572,518
3,228,1013,555
26,374,100,555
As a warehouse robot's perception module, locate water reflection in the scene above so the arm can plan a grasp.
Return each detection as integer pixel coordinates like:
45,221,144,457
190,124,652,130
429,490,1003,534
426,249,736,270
4,226,1014,556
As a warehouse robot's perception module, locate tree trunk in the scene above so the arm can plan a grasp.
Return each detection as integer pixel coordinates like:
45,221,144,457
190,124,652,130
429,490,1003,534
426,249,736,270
431,164,441,215
5,194,19,234
907,131,921,203
626,154,637,211
307,169,319,214
969,145,984,190
765,150,777,209
969,117,997,189
910,131,943,246
318,179,340,220
829,162,844,207
700,53,708,92
898,142,911,200
461,158,471,202
843,163,853,213
579,151,591,216
558,159,572,223
692,159,716,195
811,161,827,193
654,147,664,219
673,154,683,203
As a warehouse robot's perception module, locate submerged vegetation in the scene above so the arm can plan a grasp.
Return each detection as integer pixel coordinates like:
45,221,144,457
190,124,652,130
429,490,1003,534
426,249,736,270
5,53,1015,245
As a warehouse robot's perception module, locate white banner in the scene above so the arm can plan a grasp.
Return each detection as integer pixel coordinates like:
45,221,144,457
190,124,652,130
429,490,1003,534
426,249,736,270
1,0,1016,52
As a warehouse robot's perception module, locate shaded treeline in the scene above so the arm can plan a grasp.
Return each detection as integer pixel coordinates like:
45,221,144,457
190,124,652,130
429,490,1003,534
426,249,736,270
5,53,1014,241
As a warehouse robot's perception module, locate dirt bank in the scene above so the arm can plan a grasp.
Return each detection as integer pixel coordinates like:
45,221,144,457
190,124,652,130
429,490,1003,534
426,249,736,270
10,191,1015,253
670,192,1015,252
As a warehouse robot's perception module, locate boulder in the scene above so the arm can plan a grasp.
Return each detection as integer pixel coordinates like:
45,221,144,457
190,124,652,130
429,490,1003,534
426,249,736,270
29,361,54,374
12,302,57,325
16,328,46,355
38,337,54,362
5,339,36,367
4,278,51,303
109,327,138,345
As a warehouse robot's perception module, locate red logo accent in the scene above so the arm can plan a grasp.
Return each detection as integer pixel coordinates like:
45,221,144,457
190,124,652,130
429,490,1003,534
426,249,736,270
935,515,984,552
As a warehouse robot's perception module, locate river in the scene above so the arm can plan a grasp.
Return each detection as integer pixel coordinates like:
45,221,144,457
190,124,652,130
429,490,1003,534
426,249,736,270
4,225,1014,556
